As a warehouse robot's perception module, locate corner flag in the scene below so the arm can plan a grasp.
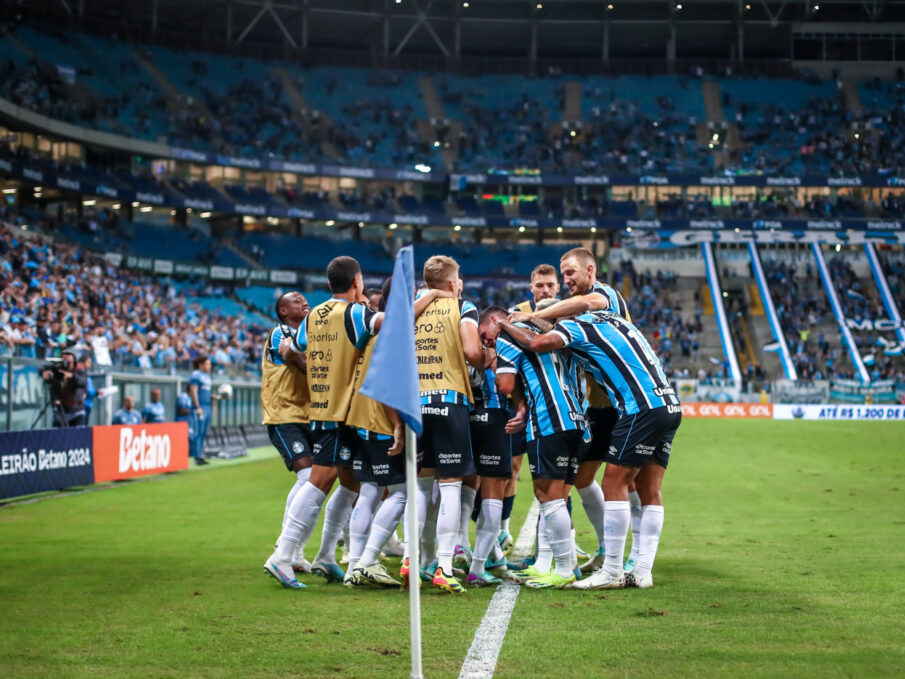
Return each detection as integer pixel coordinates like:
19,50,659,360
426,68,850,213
360,245,423,435
358,245,424,679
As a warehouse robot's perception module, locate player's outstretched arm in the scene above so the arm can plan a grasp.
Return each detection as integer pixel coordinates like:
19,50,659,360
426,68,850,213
498,320,565,353
509,292,608,325
414,288,456,319
460,320,485,369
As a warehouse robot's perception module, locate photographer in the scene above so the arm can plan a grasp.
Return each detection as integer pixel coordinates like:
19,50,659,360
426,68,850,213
41,350,88,427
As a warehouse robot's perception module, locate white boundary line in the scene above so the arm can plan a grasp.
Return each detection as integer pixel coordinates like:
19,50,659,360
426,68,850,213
458,499,539,679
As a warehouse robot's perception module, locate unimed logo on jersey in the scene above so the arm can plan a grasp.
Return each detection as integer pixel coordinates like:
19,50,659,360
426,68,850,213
93,422,189,482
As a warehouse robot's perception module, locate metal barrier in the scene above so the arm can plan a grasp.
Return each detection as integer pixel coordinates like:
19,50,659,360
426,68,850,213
1,357,262,433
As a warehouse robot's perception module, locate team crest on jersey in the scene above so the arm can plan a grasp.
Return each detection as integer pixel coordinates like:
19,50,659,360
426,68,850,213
339,446,352,461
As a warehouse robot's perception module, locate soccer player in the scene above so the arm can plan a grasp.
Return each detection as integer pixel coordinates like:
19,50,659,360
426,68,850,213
175,386,195,458
414,255,484,593
345,277,407,588
264,257,383,589
189,355,217,467
511,247,630,573
141,388,166,424
503,263,561,552
498,310,681,590
112,395,142,425
481,306,585,590
262,291,314,574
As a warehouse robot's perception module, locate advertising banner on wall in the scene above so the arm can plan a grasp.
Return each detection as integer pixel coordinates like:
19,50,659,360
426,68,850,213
0,427,94,500
829,379,896,403
674,379,742,403
773,404,905,420
92,422,189,483
681,403,773,418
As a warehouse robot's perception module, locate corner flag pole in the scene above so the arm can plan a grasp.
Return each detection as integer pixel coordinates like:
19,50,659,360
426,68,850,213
404,424,423,679
357,245,424,679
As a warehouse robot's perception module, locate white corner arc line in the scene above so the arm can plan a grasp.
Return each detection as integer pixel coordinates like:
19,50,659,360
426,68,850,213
458,499,539,679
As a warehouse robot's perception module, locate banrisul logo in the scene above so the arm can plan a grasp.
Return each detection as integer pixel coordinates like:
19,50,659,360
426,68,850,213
118,428,172,473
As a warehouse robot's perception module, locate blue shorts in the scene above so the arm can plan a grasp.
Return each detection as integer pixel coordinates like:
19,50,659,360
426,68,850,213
607,407,681,469
268,423,313,471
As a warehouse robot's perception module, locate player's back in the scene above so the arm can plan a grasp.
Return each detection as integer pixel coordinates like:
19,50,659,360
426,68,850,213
554,311,677,416
300,298,376,424
415,296,475,407
496,324,583,441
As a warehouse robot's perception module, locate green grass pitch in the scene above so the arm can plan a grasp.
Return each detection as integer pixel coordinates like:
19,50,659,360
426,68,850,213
1,420,904,678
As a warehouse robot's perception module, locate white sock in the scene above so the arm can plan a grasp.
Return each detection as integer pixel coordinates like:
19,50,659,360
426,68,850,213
282,467,311,531
578,482,606,550
470,498,503,576
275,482,326,563
436,480,462,574
404,477,434,562
315,485,358,564
501,516,511,533
541,499,573,578
421,488,440,569
604,500,631,576
491,540,504,562
629,490,642,563
458,484,477,550
635,505,664,579
535,504,553,572
360,484,407,567
348,482,381,568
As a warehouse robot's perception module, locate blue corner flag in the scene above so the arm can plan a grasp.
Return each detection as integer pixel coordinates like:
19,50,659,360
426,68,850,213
359,245,423,436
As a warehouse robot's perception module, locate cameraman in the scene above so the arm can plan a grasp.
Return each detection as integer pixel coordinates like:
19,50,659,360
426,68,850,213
41,350,88,427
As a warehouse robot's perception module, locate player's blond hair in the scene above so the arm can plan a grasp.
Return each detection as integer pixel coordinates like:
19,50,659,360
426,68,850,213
530,263,558,281
560,247,598,270
423,255,460,290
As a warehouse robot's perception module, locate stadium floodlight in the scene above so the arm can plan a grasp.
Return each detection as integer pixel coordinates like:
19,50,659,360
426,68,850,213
712,133,720,141
590,226,598,233
131,201,139,207
453,225,462,231
140,206,153,213
200,212,212,218
389,223,398,230
518,225,526,233
676,3,683,9
607,4,614,10
2,188,16,194
414,164,432,173
556,226,564,233
626,227,633,232
463,1,469,7
433,141,440,147
325,220,335,226
745,3,751,9
537,3,543,8
813,4,819,10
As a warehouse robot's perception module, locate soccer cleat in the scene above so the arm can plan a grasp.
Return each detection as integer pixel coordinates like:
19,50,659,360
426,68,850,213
524,571,576,590
623,557,636,574
568,568,625,590
355,562,402,588
432,568,466,594
453,544,473,569
343,567,367,588
573,567,582,581
311,558,345,583
264,556,306,589
466,572,502,588
625,572,654,589
292,549,312,573
383,533,406,558
580,548,606,574
510,564,548,582
497,530,514,554
420,560,438,583
506,555,536,571
485,554,509,577
574,540,590,560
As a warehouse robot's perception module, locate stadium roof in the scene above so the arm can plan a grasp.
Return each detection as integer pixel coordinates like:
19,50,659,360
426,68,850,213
11,0,905,69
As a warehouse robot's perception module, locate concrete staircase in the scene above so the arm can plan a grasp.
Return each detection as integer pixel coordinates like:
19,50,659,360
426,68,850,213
272,66,342,161
418,77,461,170
563,81,582,121
700,79,741,167
670,277,724,374
133,49,215,126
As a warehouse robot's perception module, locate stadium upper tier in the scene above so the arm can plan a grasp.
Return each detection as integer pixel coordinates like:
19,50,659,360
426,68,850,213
2,23,903,177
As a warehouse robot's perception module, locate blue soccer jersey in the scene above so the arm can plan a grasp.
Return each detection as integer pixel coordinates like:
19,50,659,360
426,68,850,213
475,367,507,411
552,311,678,416
141,401,166,423
290,300,377,354
495,325,584,441
112,408,142,425
265,324,296,366
190,370,212,408
590,281,629,319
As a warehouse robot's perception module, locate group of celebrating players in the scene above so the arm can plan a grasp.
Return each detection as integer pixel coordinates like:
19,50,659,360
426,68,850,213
261,247,681,592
